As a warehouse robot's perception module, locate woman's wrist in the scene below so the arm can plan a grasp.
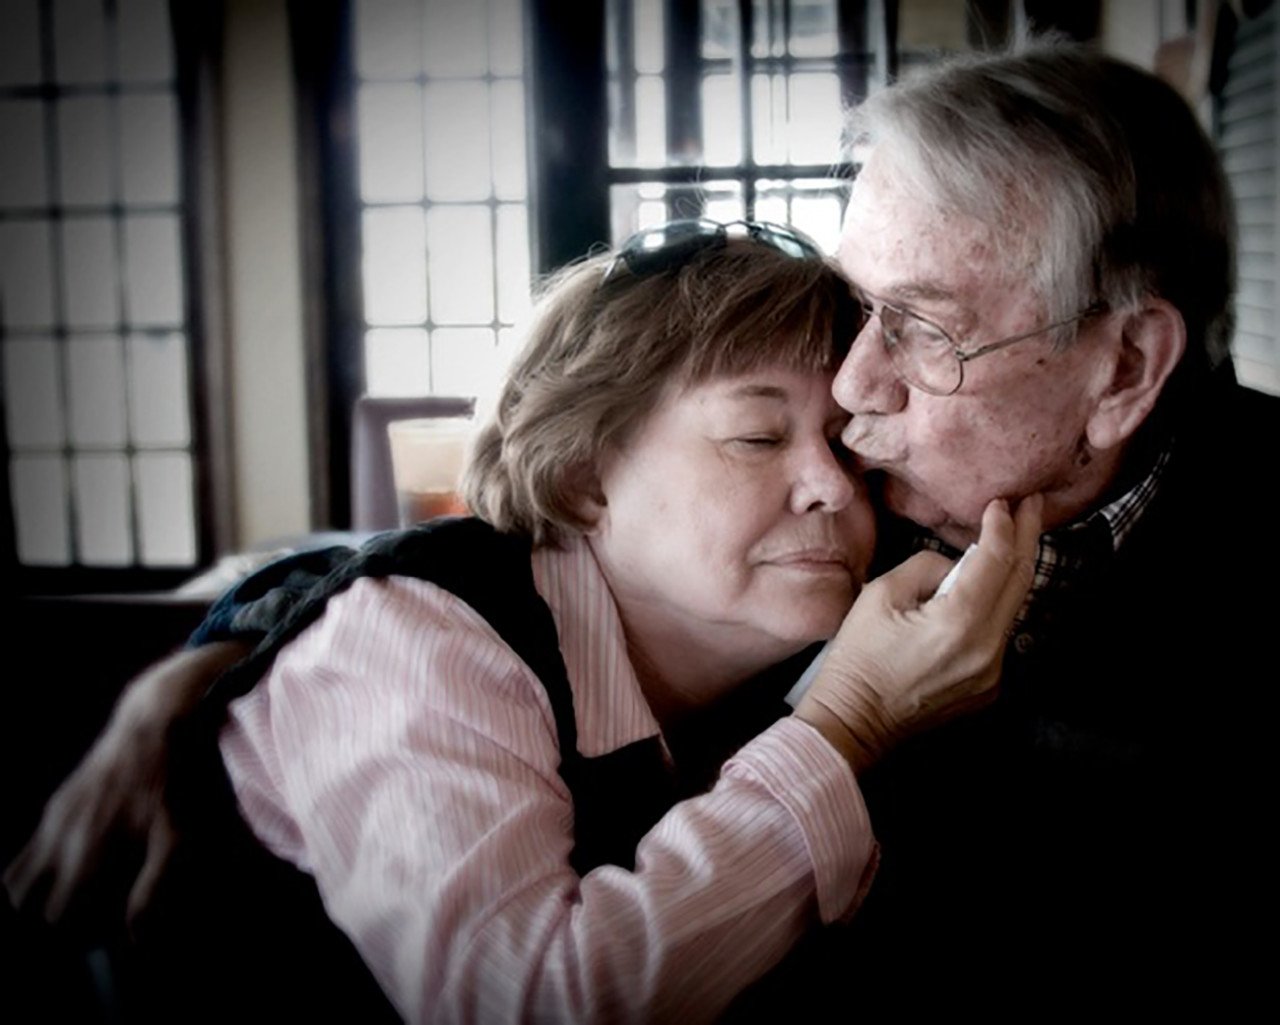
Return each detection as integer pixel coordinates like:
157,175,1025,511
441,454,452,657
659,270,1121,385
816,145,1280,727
792,696,882,776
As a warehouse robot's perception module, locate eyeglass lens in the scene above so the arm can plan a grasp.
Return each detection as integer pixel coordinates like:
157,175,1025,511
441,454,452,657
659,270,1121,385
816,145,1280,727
873,303,963,395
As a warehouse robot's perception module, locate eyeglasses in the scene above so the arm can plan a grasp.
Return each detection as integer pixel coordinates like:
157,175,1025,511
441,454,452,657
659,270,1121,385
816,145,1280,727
856,292,1108,396
602,218,825,283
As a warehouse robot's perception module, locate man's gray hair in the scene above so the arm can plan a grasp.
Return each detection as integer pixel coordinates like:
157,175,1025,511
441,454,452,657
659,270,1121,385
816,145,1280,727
845,41,1235,371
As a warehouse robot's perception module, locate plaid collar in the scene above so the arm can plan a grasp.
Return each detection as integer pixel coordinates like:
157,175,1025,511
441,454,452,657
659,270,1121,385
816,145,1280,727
913,445,1172,624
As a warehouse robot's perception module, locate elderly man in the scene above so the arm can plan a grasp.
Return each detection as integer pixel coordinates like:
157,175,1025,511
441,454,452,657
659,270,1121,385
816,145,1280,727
776,43,1276,1013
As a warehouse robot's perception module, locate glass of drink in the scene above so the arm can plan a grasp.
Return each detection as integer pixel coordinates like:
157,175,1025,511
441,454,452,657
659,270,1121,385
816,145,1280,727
386,416,474,526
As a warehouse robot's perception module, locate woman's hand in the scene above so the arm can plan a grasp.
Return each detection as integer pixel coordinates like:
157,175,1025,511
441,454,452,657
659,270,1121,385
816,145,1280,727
794,495,1041,774
4,640,249,931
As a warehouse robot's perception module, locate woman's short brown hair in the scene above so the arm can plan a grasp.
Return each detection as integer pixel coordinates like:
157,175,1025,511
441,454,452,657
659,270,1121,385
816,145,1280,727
464,236,860,546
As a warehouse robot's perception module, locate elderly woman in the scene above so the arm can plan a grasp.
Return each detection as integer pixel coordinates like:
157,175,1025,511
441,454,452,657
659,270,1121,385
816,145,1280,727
7,221,1037,1023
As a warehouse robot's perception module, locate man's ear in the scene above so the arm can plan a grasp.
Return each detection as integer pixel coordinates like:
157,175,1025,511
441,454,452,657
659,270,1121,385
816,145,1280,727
1085,297,1186,452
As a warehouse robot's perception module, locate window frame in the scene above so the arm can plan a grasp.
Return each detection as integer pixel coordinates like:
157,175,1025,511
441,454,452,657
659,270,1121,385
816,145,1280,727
2,0,230,596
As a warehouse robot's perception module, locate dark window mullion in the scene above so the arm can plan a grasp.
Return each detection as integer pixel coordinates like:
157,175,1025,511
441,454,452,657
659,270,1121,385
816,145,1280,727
528,0,610,274
289,0,360,529
173,0,232,561
609,162,855,184
737,0,756,217
664,0,702,169
882,0,899,82
103,3,146,568
837,0,871,108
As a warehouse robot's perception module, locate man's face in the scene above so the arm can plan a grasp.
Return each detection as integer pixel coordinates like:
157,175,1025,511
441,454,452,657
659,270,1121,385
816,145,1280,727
833,152,1113,547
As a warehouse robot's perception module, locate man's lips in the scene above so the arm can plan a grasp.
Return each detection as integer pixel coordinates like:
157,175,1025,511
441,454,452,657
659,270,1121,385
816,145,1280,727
840,423,901,467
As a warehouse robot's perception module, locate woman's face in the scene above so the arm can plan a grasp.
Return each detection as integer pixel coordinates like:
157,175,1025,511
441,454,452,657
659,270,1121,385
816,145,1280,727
589,366,876,661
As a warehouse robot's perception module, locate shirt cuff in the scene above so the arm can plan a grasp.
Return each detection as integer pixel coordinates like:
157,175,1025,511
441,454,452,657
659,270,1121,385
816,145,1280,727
721,716,878,924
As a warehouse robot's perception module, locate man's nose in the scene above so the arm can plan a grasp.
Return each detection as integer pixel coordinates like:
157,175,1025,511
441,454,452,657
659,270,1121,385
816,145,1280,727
790,439,857,515
832,318,908,415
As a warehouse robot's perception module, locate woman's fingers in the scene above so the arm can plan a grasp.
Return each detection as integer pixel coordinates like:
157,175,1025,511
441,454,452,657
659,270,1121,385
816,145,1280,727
935,494,1041,626
127,815,178,930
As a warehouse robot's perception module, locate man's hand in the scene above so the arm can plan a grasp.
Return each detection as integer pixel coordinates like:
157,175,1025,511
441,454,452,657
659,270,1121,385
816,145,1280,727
795,495,1041,774
4,641,249,932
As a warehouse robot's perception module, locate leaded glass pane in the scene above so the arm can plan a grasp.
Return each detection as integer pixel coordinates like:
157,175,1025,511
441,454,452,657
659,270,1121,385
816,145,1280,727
702,74,742,165
73,453,132,565
12,455,71,565
67,334,127,447
135,452,196,565
357,0,423,78
363,206,428,325
491,80,526,202
116,0,173,83
120,94,180,205
488,0,524,75
123,213,184,325
58,97,114,206
426,205,493,324
129,331,190,447
431,327,497,399
789,0,838,56
359,83,425,203
53,0,109,85
365,327,431,396
0,221,55,328
496,204,531,324
424,81,491,202
4,337,65,448
62,217,120,327
0,0,41,87
424,0,488,77
0,101,48,208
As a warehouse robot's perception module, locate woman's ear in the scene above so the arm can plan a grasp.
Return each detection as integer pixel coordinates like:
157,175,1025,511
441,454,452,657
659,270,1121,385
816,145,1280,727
1084,297,1186,452
566,461,608,529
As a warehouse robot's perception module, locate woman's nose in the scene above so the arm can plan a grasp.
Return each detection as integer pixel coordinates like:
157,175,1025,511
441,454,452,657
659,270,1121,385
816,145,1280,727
832,318,909,416
790,439,857,515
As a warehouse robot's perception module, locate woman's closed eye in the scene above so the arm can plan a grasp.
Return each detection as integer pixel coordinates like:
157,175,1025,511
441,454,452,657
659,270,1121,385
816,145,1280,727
734,434,784,448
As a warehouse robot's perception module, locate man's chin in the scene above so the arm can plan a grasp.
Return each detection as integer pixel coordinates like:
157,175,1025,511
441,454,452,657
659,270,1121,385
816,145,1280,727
881,477,978,548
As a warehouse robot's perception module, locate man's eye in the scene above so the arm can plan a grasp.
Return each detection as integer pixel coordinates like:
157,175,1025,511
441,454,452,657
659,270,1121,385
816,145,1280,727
901,316,951,347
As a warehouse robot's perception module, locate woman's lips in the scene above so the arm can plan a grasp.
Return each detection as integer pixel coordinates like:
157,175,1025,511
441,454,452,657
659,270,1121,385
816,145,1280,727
765,550,851,572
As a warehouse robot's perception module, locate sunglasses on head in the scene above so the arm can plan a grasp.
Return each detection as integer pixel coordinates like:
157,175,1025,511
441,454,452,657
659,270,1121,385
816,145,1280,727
602,218,826,283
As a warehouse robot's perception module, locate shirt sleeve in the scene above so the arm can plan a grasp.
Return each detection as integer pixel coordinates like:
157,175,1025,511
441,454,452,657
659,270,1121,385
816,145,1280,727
220,576,876,1025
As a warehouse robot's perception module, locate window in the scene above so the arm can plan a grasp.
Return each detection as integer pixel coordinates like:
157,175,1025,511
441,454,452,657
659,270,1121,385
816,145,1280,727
605,0,872,253
314,0,997,526
1215,0,1279,393
353,0,531,404
1,0,210,587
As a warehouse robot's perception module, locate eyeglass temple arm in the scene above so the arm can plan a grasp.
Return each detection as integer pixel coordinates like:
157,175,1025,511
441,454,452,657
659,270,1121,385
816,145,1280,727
954,305,1106,364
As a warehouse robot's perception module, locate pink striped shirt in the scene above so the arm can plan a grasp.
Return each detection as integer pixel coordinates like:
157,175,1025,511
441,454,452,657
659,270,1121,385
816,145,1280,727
220,538,876,1023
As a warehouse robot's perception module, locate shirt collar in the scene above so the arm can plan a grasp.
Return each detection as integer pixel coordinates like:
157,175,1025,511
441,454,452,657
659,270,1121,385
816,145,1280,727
530,538,662,758
912,444,1172,615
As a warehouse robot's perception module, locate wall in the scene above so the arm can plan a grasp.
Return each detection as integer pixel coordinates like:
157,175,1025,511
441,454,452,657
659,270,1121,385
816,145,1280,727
221,0,311,548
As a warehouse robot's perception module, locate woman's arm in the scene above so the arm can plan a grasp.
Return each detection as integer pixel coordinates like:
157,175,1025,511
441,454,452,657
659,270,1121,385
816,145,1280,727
222,576,873,1025
4,543,361,927
4,640,250,927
